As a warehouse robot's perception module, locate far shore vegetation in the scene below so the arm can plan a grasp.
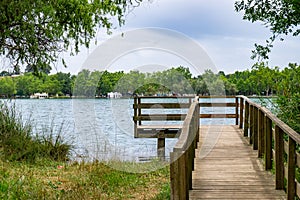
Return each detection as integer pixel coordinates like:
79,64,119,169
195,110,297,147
1,62,299,133
0,62,298,98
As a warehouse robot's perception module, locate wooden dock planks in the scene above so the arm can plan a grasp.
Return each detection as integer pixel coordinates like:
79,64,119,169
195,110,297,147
189,125,286,200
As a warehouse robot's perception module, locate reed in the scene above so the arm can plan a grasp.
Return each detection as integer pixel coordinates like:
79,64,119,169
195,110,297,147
0,102,71,162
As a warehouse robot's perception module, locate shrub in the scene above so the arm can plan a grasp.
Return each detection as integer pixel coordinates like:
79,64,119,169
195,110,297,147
0,102,72,162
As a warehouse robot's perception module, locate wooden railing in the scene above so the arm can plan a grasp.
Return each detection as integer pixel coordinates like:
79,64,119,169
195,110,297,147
133,96,240,198
238,95,300,200
198,96,239,124
133,96,194,159
133,96,239,138
170,97,199,200
133,96,194,138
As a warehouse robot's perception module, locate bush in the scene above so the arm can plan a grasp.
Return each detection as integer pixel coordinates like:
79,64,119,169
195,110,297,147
0,102,71,162
276,93,300,133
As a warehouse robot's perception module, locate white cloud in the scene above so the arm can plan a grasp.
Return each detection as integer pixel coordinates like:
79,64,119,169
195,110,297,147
51,0,299,75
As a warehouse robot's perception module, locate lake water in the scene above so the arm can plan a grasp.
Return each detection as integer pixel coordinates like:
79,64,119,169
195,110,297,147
6,98,237,162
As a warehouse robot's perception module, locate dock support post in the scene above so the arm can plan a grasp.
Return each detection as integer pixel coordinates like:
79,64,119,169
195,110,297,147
258,110,264,158
275,125,284,190
157,131,165,160
253,107,258,150
239,97,244,129
235,97,239,125
244,101,249,137
265,116,272,170
133,96,138,138
138,97,141,126
249,105,253,144
287,137,296,200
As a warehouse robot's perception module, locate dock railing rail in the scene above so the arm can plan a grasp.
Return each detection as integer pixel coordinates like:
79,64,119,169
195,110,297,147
133,96,194,159
170,96,199,200
238,95,300,200
198,96,239,125
133,96,194,138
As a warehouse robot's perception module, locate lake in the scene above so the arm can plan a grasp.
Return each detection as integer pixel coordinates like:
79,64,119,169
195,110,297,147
6,98,237,162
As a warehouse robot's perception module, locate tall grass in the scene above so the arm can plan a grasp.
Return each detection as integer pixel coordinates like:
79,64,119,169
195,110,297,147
0,160,170,199
0,102,171,199
0,102,71,163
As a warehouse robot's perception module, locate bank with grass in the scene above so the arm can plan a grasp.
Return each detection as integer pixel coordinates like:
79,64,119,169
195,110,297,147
0,103,170,199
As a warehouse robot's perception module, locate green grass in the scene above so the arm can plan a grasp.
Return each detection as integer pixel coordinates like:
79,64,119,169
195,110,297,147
0,102,71,162
0,101,171,199
0,160,170,199
151,182,171,200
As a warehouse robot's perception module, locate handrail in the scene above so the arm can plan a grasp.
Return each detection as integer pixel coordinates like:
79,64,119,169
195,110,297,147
170,96,199,200
237,95,300,200
133,96,239,132
133,96,194,138
238,95,300,144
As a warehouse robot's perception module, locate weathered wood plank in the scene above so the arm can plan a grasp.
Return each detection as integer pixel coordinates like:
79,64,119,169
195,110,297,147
134,114,186,121
136,125,182,138
199,114,237,118
287,137,296,200
189,190,286,199
199,102,236,107
275,125,284,190
134,103,191,109
265,116,273,170
137,124,182,129
190,125,286,200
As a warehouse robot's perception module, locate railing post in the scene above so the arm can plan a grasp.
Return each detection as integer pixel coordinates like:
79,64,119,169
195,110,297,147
239,97,244,129
134,96,138,138
287,137,296,200
249,105,253,144
170,150,187,200
187,144,193,191
157,131,165,161
138,97,141,125
170,151,179,200
253,107,258,150
180,151,187,199
258,109,265,158
197,101,200,139
235,97,239,125
274,125,284,190
244,101,249,137
264,116,272,170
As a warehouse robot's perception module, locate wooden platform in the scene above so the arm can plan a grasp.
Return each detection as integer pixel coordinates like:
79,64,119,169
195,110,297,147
136,124,182,138
190,125,286,200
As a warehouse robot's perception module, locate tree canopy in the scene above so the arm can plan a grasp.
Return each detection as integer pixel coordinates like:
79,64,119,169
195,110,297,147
1,64,298,98
0,0,141,74
235,0,300,60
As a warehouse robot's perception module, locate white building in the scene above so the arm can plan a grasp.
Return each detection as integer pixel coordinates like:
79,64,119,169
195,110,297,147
30,92,48,99
107,92,122,98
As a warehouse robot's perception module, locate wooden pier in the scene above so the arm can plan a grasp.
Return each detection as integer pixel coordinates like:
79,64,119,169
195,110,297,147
190,125,286,199
133,95,300,199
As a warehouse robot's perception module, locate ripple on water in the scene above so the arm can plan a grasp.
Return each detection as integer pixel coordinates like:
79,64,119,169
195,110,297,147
12,98,236,162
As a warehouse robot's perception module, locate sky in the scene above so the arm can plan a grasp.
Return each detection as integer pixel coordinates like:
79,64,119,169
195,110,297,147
54,0,299,76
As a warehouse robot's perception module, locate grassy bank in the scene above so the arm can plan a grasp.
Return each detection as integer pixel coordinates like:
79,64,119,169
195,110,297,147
0,102,71,162
0,160,170,199
0,102,170,199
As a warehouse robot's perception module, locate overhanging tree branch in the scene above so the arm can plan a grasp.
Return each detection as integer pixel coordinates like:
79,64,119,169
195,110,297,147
0,0,144,75
235,0,300,60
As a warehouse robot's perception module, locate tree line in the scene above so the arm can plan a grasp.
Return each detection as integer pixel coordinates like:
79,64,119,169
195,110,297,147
0,62,299,133
0,63,298,98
